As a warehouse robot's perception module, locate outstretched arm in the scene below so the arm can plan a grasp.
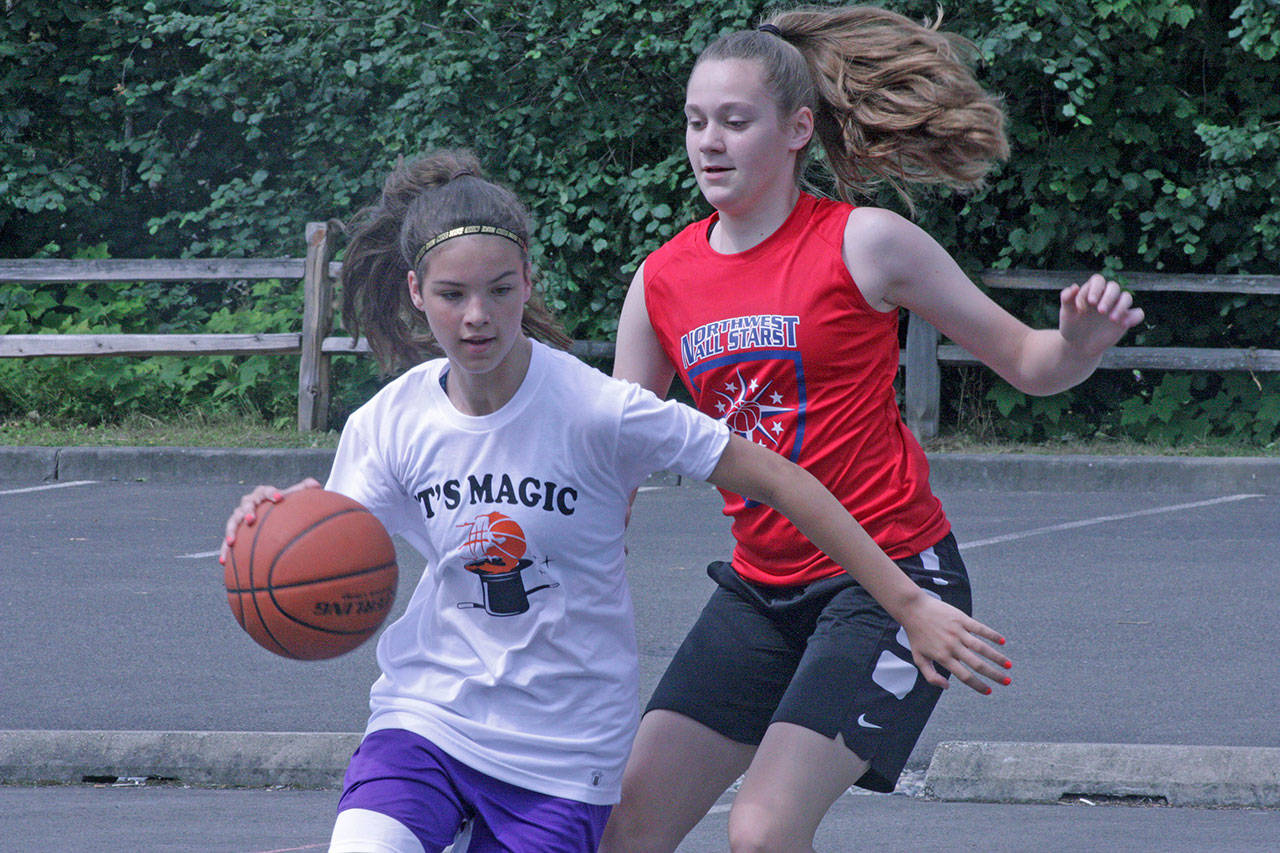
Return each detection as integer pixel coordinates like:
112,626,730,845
706,434,1011,694
844,207,1144,396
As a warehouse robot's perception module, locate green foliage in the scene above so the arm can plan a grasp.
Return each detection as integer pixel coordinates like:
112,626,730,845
915,0,1280,446
2,0,1278,441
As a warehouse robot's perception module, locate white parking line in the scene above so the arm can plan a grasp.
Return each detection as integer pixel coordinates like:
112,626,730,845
182,494,1265,560
0,480,97,496
958,493,1263,550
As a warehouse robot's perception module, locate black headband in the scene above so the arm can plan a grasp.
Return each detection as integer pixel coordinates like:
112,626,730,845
757,23,783,37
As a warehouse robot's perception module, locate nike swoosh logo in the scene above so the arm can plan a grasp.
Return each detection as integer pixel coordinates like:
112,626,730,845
857,714,883,730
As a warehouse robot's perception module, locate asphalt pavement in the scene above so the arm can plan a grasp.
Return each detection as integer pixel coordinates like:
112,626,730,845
1,446,1278,851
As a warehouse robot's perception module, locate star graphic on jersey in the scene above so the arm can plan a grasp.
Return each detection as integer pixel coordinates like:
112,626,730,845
712,368,794,446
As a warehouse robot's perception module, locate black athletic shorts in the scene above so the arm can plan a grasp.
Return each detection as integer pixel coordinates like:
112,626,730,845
644,532,972,792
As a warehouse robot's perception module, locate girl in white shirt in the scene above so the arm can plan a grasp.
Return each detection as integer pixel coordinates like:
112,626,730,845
220,149,1010,853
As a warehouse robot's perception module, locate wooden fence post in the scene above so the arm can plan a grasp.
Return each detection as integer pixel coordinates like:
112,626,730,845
298,221,336,431
904,314,940,441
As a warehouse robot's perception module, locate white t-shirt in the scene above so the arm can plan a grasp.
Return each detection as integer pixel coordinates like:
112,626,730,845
326,341,730,804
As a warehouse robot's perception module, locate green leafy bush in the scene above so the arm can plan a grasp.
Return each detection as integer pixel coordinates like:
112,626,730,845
2,1,1277,442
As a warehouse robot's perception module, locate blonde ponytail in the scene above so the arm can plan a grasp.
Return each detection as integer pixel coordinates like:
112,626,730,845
702,6,1009,208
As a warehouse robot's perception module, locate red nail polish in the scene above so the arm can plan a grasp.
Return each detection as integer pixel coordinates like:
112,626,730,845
997,637,1006,646
245,513,255,524
1003,660,1013,670
272,492,283,501
225,535,234,545
218,554,226,566
1002,677,1012,686
983,686,993,695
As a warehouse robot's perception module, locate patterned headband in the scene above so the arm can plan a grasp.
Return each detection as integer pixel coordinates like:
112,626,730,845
413,225,528,268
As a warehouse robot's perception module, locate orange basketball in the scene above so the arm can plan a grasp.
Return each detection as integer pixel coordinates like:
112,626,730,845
462,511,527,573
224,488,398,660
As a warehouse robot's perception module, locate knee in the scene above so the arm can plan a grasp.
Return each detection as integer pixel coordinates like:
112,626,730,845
727,804,810,853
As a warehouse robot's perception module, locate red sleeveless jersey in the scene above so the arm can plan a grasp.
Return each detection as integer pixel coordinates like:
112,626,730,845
643,194,949,586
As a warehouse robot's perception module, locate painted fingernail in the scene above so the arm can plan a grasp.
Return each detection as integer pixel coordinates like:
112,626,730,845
1003,660,1013,670
245,513,255,524
218,554,226,566
272,492,283,501
1002,677,1012,686
997,637,1006,646
983,686,993,695
225,535,234,545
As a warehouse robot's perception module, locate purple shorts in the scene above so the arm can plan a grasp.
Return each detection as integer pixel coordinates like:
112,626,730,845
336,728,612,852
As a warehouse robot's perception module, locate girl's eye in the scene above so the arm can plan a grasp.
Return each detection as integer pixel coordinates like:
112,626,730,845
686,118,705,130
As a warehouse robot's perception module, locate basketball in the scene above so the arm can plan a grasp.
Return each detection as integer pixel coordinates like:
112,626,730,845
462,511,527,573
224,488,398,660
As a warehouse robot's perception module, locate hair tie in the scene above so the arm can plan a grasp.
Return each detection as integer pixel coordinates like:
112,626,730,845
757,23,783,37
413,224,527,268
450,168,476,180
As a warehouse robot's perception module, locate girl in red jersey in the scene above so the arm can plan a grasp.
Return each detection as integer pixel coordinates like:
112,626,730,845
601,7,1143,853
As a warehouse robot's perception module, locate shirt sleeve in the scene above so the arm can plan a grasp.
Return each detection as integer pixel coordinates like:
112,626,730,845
612,380,730,493
324,415,416,538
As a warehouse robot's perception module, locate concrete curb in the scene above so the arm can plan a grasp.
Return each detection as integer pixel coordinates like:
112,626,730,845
5,730,1277,808
924,741,1280,807
56,446,338,485
0,730,359,789
927,453,1280,494
2,446,1279,492
0,446,58,482
0,447,338,485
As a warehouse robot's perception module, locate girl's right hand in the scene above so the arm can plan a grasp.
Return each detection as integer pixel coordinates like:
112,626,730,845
218,477,322,565
898,594,1012,695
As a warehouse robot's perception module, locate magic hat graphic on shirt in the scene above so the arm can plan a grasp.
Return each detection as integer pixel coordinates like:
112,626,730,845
456,511,558,617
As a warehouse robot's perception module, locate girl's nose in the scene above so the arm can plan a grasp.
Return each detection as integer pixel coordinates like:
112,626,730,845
698,127,725,153
462,296,489,326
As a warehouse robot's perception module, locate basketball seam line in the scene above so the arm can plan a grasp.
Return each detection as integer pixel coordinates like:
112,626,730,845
224,560,398,593
242,500,293,657
264,506,396,645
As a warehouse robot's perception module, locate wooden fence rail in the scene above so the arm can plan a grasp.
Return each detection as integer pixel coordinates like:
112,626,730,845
0,222,611,431
3,223,1277,437
902,270,1280,438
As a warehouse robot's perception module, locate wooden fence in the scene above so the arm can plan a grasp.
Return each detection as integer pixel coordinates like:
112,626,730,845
3,222,1277,437
0,223,608,431
903,270,1280,437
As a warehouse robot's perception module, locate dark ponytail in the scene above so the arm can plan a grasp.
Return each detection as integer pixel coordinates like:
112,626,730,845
340,150,570,374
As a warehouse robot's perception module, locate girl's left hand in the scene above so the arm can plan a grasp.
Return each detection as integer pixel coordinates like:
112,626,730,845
218,477,322,566
1058,274,1145,357
899,595,1012,695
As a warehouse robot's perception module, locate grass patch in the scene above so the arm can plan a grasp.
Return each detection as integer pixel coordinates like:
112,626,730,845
921,433,1278,457
1,412,1273,456
0,412,340,449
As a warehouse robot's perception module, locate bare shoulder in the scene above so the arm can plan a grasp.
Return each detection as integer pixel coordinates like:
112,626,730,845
845,205,913,239
841,206,932,310
843,206,936,263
